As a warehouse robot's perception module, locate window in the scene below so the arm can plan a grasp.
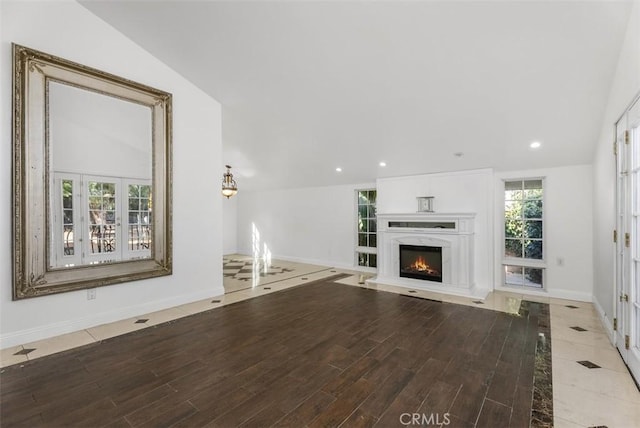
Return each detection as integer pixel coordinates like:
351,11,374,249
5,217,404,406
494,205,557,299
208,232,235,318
51,173,151,268
127,184,152,255
503,179,544,288
356,189,377,268
61,179,75,256
88,179,118,258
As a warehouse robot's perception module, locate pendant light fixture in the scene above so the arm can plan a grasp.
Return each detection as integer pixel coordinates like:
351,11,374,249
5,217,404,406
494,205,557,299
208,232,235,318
221,165,238,198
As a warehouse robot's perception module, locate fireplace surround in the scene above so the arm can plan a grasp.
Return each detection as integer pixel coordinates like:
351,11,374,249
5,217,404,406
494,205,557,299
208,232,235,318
371,212,485,298
399,244,443,282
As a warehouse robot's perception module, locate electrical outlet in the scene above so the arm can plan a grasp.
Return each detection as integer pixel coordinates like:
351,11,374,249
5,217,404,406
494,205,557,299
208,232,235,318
87,288,96,300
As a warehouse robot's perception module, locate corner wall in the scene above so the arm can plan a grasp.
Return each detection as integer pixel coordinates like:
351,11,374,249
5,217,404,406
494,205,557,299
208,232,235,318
0,1,224,348
592,0,640,332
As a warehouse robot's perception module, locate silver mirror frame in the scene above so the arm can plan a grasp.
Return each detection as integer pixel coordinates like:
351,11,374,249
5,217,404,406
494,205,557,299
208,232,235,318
12,44,173,300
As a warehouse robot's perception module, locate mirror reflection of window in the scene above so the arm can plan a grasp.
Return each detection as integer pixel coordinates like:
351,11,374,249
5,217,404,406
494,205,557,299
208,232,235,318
50,174,151,269
52,173,82,268
13,44,172,298
89,180,117,256
62,179,75,257
128,184,152,253
48,81,152,269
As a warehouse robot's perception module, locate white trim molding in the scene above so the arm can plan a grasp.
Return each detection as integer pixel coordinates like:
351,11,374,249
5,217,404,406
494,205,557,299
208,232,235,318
0,288,223,349
593,297,616,343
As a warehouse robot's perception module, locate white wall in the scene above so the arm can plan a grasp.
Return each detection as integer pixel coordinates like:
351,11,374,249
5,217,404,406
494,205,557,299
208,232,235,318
236,164,594,303
0,1,224,348
223,196,238,255
376,169,494,292
236,183,375,269
592,0,640,329
495,165,593,301
50,82,152,179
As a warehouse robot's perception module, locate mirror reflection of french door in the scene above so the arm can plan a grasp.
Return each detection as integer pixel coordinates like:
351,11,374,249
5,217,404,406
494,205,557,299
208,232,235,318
615,96,640,385
51,173,152,268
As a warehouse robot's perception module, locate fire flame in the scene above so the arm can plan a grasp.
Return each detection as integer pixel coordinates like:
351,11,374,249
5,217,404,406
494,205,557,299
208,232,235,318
410,256,430,272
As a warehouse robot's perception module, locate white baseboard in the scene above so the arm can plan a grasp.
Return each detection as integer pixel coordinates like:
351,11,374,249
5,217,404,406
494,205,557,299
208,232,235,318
593,297,615,343
545,288,592,302
243,252,361,273
0,287,224,350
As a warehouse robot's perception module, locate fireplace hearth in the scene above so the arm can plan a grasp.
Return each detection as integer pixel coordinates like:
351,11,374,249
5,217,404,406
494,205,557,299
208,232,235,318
399,244,442,282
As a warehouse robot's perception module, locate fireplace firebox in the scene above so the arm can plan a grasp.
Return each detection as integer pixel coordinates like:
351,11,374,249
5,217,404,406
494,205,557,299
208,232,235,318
399,244,443,282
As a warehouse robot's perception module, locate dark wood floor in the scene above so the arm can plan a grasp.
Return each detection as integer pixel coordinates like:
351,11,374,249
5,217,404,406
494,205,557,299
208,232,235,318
1,278,545,427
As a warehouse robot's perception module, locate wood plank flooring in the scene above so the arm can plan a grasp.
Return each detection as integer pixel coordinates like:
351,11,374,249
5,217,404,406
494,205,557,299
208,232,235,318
0,278,547,427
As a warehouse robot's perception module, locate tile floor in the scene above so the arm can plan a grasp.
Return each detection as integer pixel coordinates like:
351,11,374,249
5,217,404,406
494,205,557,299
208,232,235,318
1,257,639,427
223,254,331,293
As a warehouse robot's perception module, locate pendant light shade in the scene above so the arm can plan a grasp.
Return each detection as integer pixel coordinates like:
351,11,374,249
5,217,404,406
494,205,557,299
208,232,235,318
222,165,238,198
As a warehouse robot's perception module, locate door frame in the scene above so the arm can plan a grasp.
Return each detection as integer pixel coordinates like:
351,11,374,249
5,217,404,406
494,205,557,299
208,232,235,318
614,94,640,384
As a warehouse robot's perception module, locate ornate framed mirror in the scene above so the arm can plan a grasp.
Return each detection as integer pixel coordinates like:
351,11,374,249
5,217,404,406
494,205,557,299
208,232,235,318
12,44,172,299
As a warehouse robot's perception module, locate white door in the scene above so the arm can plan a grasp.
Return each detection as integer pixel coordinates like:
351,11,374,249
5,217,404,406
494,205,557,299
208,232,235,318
615,97,640,384
51,174,152,267
51,173,83,268
84,176,122,264
122,180,152,261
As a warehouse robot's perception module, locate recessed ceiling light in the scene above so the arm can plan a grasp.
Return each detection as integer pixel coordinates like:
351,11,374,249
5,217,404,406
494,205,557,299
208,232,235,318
335,167,342,172
530,141,541,149
379,161,387,167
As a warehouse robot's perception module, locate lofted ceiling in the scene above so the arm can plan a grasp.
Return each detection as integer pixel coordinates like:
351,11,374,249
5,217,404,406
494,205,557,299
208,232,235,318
81,0,632,190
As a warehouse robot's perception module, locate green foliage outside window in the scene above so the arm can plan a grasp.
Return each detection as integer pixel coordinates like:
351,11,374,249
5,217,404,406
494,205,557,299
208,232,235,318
357,190,377,268
357,190,377,249
504,180,543,285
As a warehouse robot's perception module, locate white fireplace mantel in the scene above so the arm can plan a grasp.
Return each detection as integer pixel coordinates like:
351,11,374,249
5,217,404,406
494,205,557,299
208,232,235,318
371,212,487,299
